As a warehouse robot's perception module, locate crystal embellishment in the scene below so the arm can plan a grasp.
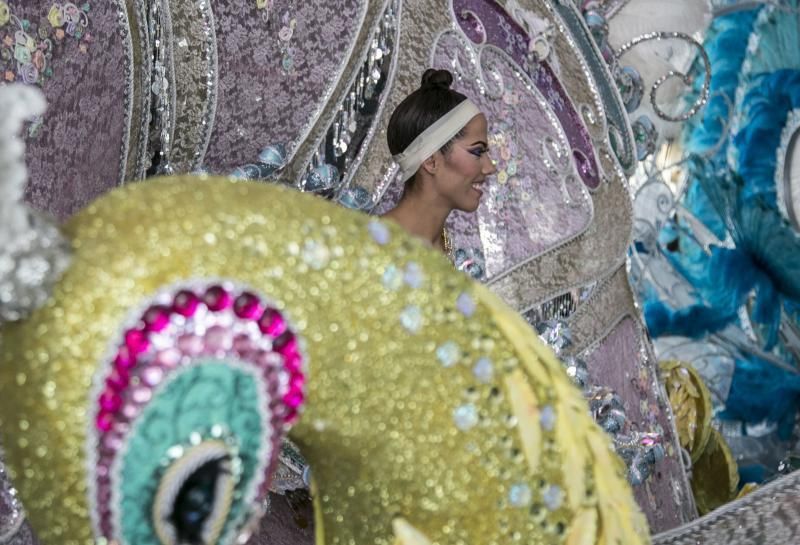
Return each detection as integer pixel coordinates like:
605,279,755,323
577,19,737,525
453,403,479,431
399,305,423,333
542,484,563,511
508,483,532,507
368,220,390,245
436,341,461,368
456,292,476,317
539,405,556,431
382,264,403,290
472,357,493,383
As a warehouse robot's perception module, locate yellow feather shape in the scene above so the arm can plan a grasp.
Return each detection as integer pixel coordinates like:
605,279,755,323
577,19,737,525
472,285,650,545
392,518,433,545
504,369,542,471
566,508,598,545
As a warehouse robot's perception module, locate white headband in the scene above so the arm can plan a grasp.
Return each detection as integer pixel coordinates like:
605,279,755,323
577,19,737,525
392,99,481,182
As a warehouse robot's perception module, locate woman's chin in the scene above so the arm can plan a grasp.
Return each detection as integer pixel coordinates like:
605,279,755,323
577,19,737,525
455,189,483,213
457,201,481,213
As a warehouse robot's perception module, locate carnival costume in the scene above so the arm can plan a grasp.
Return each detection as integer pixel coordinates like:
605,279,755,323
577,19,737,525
0,80,654,545
4,1,800,544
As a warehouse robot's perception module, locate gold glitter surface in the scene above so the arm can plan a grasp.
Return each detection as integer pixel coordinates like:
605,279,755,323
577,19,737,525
0,177,648,545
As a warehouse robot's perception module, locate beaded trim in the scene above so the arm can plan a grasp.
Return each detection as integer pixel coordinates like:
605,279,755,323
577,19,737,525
85,280,306,542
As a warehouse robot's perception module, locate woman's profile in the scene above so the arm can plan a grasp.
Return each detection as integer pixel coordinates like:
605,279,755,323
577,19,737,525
382,68,496,257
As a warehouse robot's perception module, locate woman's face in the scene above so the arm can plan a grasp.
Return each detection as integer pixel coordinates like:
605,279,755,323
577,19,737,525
432,113,496,212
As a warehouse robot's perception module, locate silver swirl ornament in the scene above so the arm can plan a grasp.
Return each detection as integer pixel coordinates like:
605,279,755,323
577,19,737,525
615,31,711,124
0,84,71,322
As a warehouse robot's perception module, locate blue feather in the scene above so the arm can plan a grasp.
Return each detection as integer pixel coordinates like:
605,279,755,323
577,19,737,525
720,356,800,439
645,160,800,349
733,70,800,204
740,1,800,77
682,9,761,238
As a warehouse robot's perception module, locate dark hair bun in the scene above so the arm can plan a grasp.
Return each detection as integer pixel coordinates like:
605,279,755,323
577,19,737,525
420,69,454,90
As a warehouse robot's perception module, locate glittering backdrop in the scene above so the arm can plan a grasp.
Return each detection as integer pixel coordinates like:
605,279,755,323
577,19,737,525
0,177,648,545
580,318,695,528
4,1,148,220
199,0,367,172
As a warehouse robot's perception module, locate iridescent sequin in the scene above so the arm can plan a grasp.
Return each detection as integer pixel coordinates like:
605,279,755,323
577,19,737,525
472,357,494,383
436,341,461,368
508,483,532,507
453,403,479,431
0,3,92,86
399,305,423,333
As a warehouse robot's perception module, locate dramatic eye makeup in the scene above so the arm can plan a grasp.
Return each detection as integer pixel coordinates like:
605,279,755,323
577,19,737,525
467,140,489,157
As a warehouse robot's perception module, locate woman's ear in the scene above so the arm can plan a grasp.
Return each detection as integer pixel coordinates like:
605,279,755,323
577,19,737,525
421,154,438,177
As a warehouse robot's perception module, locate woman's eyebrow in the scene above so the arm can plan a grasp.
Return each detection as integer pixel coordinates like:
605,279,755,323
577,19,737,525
469,140,488,147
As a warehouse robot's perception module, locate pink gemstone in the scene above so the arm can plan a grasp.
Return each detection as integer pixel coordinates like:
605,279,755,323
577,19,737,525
177,333,203,356
256,350,283,368
267,371,285,397
102,432,123,452
290,372,305,390
233,334,255,355
105,368,130,391
155,347,181,368
284,389,304,409
124,328,150,356
141,365,164,387
258,308,286,337
262,367,279,390
116,422,131,435
99,390,122,412
143,305,171,332
283,352,302,373
173,289,200,317
204,285,232,312
96,411,113,432
96,463,109,478
285,408,299,425
204,325,233,352
121,402,138,420
131,386,152,404
114,347,136,371
234,292,264,320
274,332,297,356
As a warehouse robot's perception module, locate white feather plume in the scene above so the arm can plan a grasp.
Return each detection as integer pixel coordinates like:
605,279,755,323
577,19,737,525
0,85,46,234
0,84,71,323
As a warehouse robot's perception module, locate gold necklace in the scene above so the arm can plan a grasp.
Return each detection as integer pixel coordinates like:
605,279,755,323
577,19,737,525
442,227,455,263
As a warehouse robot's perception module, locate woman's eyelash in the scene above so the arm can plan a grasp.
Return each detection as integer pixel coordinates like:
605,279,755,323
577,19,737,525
468,148,487,157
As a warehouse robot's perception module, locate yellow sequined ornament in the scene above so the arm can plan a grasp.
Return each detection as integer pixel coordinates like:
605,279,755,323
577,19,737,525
660,360,738,515
691,428,739,515
0,177,649,545
660,360,713,462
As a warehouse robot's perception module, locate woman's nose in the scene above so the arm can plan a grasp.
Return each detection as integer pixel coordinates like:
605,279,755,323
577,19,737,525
484,153,498,175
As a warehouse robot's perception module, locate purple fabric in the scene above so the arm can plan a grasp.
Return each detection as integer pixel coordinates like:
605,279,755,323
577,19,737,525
583,318,695,532
453,0,600,189
202,0,364,172
4,2,132,220
433,34,592,280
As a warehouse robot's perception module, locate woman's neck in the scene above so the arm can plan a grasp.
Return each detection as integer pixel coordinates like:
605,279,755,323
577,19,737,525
382,192,452,251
